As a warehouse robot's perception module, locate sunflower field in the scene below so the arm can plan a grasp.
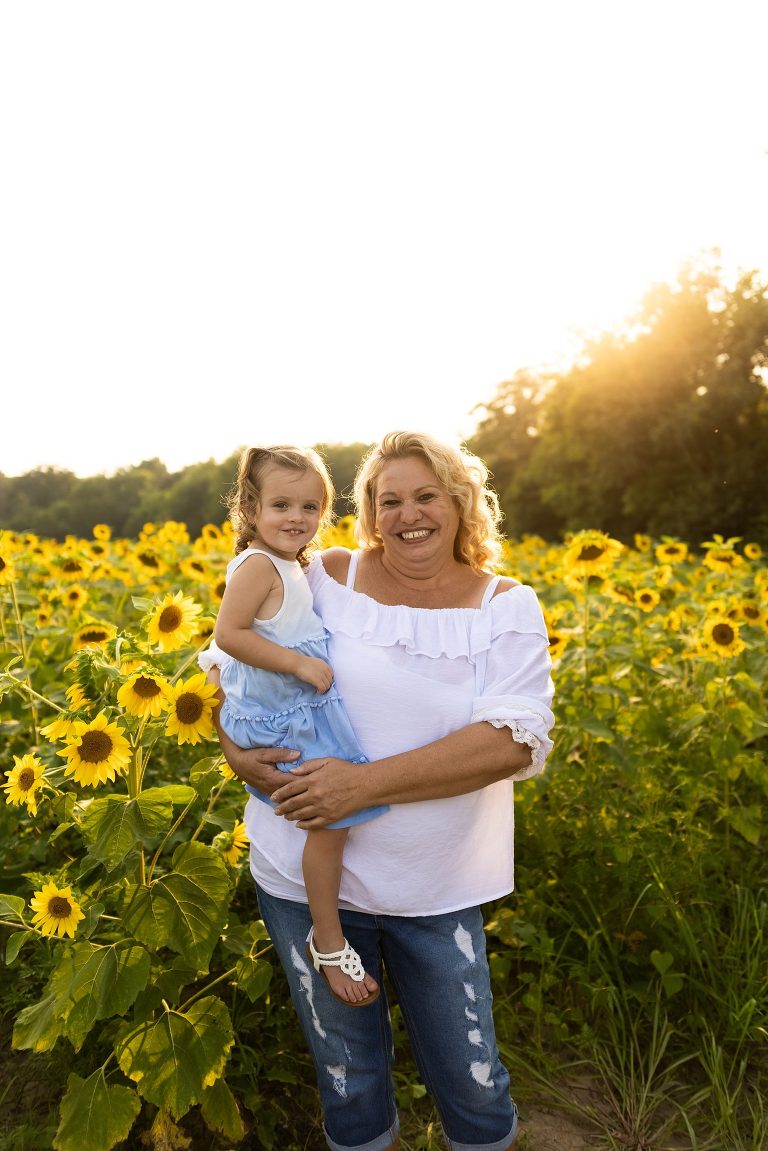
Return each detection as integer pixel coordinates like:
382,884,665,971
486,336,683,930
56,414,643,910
0,520,766,1151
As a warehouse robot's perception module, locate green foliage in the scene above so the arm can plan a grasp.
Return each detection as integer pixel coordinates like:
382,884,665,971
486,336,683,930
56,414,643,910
471,259,768,543
1,521,766,1148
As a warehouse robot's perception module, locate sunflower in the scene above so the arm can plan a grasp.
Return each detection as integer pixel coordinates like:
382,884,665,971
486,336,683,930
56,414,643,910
634,588,661,612
62,585,88,612
655,541,688,564
743,542,763,560
165,673,219,745
56,553,93,581
701,538,744,573
29,882,85,938
700,617,746,658
219,821,250,865
633,534,652,554
59,711,132,786
180,556,210,581
41,713,80,742
0,549,17,584
561,531,623,579
133,549,168,577
547,630,570,659
117,670,173,718
3,754,45,815
92,523,112,541
66,682,96,712
147,591,202,652
218,758,240,783
73,621,116,650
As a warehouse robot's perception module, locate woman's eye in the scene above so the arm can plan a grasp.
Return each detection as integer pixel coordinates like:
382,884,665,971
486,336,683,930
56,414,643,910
418,493,436,502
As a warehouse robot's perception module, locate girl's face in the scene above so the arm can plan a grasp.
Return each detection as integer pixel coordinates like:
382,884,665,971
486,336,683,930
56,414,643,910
251,465,325,561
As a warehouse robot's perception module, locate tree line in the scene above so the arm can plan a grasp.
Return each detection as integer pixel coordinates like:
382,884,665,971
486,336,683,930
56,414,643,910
3,261,767,546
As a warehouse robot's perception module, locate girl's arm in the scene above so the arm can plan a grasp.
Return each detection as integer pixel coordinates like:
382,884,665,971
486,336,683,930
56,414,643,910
214,553,333,692
270,723,533,829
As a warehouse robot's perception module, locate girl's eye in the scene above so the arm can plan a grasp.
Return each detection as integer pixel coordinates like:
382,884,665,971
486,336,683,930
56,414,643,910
304,504,319,512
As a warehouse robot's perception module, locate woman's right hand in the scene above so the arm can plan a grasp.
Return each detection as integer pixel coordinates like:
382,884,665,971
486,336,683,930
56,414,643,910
220,736,299,794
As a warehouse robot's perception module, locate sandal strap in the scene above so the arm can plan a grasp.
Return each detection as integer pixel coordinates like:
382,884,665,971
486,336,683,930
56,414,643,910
307,928,366,981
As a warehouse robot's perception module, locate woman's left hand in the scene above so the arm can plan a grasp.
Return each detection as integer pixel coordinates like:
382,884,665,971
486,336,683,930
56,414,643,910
271,757,364,828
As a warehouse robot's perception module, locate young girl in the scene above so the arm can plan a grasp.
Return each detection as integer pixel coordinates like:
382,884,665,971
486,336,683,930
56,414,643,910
210,446,385,1005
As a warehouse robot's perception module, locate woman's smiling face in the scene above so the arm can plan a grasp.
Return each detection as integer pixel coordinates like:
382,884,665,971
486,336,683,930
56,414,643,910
374,455,460,560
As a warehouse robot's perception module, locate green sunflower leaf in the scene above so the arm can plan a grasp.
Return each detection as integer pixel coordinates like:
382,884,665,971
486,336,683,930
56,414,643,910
81,791,173,870
0,893,26,919
200,1077,245,1141
115,995,233,1119
53,1070,140,1151
50,942,152,1052
235,956,272,1003
12,991,63,1052
5,929,34,964
143,784,197,806
123,841,231,969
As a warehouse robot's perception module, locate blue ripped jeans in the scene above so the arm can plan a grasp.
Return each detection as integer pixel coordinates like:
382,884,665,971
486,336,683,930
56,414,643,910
256,885,518,1151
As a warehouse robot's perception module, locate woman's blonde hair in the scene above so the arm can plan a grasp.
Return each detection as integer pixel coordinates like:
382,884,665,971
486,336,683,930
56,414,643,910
226,445,335,566
353,431,502,573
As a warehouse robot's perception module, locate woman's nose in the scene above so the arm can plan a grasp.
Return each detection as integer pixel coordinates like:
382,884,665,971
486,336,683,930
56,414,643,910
400,500,422,522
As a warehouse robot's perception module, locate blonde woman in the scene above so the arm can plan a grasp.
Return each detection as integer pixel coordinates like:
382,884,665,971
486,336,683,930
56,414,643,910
209,431,555,1151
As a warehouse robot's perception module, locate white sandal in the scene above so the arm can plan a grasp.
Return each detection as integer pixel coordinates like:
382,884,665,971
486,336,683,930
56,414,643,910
306,927,380,1007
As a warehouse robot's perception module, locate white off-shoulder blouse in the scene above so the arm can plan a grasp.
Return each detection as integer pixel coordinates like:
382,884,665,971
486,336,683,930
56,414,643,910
203,550,555,917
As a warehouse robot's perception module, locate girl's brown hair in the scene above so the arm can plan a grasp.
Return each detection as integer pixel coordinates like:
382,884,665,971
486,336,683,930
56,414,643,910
226,446,335,567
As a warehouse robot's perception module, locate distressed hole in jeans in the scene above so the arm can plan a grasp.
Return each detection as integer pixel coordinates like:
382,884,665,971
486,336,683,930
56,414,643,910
470,1060,495,1089
290,942,327,1039
326,1064,348,1098
454,923,476,963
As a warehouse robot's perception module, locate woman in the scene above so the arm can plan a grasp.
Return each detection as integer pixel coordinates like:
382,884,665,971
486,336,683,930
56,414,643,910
204,431,554,1151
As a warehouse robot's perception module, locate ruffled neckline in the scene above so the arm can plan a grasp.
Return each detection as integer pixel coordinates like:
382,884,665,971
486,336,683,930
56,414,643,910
307,554,546,660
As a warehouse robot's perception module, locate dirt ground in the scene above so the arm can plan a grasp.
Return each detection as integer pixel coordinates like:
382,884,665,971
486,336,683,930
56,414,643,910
517,1103,598,1150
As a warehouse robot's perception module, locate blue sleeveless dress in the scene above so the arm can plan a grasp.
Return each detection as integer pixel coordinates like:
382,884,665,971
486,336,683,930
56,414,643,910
218,548,387,830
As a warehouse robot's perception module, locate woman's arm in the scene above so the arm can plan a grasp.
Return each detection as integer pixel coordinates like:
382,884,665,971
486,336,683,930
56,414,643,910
272,722,532,829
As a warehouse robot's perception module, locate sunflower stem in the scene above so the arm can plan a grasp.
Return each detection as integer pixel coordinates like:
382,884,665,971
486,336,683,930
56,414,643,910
146,797,197,883
0,671,64,713
8,581,39,740
189,778,227,843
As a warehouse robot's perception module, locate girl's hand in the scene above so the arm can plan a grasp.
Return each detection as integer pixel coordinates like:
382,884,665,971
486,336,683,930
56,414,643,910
294,656,334,693
273,757,363,828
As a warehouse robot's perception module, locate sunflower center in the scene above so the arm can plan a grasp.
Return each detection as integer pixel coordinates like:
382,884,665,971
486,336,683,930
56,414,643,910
712,623,735,646
79,730,114,763
62,560,83,573
18,768,36,791
134,676,162,699
176,692,204,724
0,558,6,572
743,605,759,620
138,552,160,568
578,544,605,562
159,605,183,634
49,897,72,918
80,629,108,643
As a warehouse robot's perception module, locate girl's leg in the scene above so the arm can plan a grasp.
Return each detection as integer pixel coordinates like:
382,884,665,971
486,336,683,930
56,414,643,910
303,828,379,1002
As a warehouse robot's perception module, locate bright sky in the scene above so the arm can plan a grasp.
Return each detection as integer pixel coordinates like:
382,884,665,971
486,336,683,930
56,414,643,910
2,1,767,478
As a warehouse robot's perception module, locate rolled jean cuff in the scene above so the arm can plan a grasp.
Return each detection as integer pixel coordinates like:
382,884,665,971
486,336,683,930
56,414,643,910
324,1116,400,1151
444,1107,518,1151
